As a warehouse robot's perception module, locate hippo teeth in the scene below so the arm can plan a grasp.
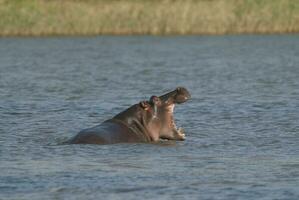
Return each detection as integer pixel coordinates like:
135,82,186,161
168,104,178,129
167,104,175,113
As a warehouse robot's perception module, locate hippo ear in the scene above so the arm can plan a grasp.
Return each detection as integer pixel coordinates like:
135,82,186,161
139,101,150,110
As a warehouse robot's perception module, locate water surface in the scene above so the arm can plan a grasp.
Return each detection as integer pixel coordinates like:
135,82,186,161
0,35,299,199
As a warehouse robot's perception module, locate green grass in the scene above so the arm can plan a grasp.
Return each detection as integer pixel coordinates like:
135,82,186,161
0,0,298,36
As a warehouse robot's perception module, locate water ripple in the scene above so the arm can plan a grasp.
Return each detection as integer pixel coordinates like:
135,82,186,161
0,35,299,199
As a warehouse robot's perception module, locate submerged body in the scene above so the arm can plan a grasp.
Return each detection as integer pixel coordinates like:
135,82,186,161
69,87,191,145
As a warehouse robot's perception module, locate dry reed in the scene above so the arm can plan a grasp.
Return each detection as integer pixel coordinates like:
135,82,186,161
0,0,298,36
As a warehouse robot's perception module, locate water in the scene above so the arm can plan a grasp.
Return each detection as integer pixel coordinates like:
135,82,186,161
0,35,299,200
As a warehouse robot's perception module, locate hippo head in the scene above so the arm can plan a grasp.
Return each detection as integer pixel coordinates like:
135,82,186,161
156,87,191,140
137,87,191,141
112,87,191,142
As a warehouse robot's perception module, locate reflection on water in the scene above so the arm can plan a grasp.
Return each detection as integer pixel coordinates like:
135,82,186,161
0,35,299,199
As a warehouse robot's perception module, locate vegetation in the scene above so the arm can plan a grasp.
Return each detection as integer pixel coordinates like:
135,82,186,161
0,0,298,36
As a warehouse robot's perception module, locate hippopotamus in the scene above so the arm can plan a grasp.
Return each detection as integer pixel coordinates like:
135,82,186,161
68,87,191,145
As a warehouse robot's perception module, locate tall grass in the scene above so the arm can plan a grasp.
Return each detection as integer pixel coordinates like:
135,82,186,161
0,0,298,36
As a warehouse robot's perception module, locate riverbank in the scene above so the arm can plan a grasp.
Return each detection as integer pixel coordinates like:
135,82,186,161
0,0,298,36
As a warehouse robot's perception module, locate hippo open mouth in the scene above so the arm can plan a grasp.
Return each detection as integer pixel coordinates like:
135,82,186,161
158,87,191,140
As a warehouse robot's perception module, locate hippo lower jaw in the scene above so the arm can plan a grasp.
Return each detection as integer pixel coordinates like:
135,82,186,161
167,104,177,127
166,104,186,140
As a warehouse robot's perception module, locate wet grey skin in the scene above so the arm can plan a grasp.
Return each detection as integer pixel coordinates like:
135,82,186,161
68,87,191,145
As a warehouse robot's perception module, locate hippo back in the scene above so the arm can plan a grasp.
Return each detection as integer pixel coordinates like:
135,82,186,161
69,120,149,144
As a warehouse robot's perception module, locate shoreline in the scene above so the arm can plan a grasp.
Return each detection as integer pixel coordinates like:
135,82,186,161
1,32,298,38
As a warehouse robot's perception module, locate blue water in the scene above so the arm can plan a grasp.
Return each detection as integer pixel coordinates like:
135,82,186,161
0,35,299,200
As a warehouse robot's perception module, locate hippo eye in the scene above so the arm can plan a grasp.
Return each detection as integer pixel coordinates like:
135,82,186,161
152,96,159,102
150,95,161,106
150,96,157,103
